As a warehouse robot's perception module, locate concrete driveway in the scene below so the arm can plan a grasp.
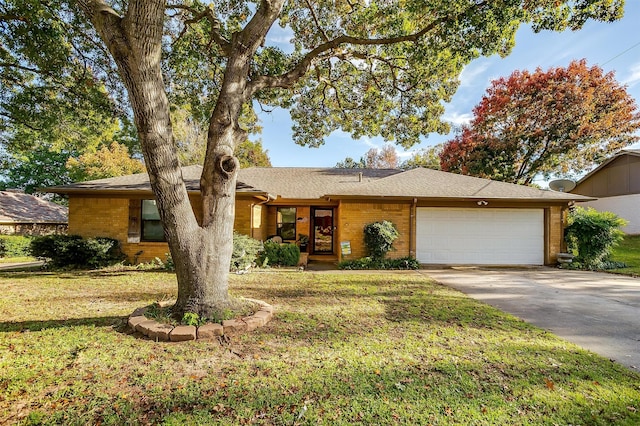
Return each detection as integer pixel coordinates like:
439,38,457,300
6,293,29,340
422,267,640,371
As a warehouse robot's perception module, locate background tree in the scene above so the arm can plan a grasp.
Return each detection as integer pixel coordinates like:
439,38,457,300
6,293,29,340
401,145,443,170
440,60,640,184
0,146,75,194
1,0,624,318
236,139,272,168
365,145,399,169
335,145,399,168
66,142,146,181
335,157,367,169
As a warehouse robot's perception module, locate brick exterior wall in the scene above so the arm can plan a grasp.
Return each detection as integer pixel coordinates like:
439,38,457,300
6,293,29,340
67,194,567,266
337,201,411,260
548,205,565,264
68,195,270,264
68,197,170,263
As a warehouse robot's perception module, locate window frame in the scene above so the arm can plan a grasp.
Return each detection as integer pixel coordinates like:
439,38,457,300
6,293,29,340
276,207,297,242
140,199,166,242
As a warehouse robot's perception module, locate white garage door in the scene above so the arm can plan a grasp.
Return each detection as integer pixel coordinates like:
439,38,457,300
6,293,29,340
416,208,544,265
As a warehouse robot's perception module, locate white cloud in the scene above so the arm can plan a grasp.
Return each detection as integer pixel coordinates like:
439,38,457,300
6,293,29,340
622,62,640,88
459,61,491,88
358,136,380,149
443,111,473,126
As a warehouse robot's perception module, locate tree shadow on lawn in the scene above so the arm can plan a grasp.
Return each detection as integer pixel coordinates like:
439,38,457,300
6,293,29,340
0,315,127,333
0,268,174,280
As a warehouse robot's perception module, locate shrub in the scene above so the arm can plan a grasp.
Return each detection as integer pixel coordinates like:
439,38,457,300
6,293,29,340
338,256,419,270
0,235,32,258
363,221,399,260
564,207,627,270
30,235,124,269
231,232,263,271
259,241,300,267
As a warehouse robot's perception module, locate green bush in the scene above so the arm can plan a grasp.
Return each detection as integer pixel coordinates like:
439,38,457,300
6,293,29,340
30,235,124,269
564,207,627,270
259,241,300,267
363,221,399,260
231,232,263,271
0,235,32,258
338,256,419,270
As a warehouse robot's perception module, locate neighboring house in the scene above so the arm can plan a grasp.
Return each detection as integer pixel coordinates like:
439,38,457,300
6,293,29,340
0,190,68,235
45,166,591,266
571,149,640,234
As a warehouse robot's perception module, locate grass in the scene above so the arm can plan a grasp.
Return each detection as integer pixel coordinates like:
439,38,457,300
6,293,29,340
609,235,640,276
1,269,639,425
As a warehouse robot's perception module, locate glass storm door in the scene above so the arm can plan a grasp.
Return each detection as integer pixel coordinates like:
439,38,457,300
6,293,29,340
312,208,334,253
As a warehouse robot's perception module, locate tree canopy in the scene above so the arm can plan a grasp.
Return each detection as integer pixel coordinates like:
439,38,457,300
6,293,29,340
440,59,640,184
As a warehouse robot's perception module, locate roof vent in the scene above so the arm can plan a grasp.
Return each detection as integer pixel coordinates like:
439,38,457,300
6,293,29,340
358,172,363,182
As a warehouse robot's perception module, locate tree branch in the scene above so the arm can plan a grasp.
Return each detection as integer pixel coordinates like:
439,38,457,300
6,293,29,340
247,1,488,97
304,0,330,42
167,4,232,55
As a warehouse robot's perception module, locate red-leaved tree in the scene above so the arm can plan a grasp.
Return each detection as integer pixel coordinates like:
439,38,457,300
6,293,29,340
440,60,640,185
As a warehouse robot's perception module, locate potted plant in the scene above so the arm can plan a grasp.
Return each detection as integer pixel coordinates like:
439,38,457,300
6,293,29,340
298,234,309,252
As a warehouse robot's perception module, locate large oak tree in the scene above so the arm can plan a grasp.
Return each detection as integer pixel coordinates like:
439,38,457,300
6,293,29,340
1,0,626,317
440,59,640,184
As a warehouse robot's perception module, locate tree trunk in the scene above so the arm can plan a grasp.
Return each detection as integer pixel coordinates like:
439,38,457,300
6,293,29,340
78,0,284,318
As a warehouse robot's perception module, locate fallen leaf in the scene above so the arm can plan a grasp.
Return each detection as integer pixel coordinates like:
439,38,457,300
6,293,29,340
544,377,555,390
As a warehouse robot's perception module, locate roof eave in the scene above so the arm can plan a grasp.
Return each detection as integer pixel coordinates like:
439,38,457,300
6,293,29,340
324,194,595,202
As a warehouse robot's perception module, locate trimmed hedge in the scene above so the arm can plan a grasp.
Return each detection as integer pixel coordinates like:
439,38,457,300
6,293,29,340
30,235,124,269
338,256,419,270
259,241,300,267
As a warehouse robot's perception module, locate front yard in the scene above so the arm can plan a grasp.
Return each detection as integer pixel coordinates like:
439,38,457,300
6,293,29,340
1,269,639,425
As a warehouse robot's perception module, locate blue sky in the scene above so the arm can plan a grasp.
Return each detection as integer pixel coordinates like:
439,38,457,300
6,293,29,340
257,3,640,172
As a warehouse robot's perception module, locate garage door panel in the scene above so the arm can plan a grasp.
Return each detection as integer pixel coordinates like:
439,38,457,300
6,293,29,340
416,208,544,265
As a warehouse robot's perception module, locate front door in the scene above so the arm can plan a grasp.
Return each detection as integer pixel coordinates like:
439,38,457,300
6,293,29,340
312,208,334,254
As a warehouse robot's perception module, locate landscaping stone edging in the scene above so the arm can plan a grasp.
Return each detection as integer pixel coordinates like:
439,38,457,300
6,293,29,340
128,299,274,342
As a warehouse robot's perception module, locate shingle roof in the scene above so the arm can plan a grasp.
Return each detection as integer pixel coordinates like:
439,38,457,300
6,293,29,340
0,191,68,224
237,167,401,199
326,167,591,201
45,165,265,195
43,165,591,202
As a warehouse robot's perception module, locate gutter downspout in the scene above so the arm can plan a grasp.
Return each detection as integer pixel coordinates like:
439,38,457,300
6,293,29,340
410,198,417,258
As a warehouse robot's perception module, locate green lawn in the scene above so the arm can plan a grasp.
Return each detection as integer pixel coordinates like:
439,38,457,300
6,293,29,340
1,269,639,425
609,235,640,276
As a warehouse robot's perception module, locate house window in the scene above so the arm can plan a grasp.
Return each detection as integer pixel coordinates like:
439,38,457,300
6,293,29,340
141,200,165,242
276,207,296,241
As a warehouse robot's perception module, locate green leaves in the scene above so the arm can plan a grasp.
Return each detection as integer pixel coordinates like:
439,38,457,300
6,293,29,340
565,207,628,269
363,220,399,260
